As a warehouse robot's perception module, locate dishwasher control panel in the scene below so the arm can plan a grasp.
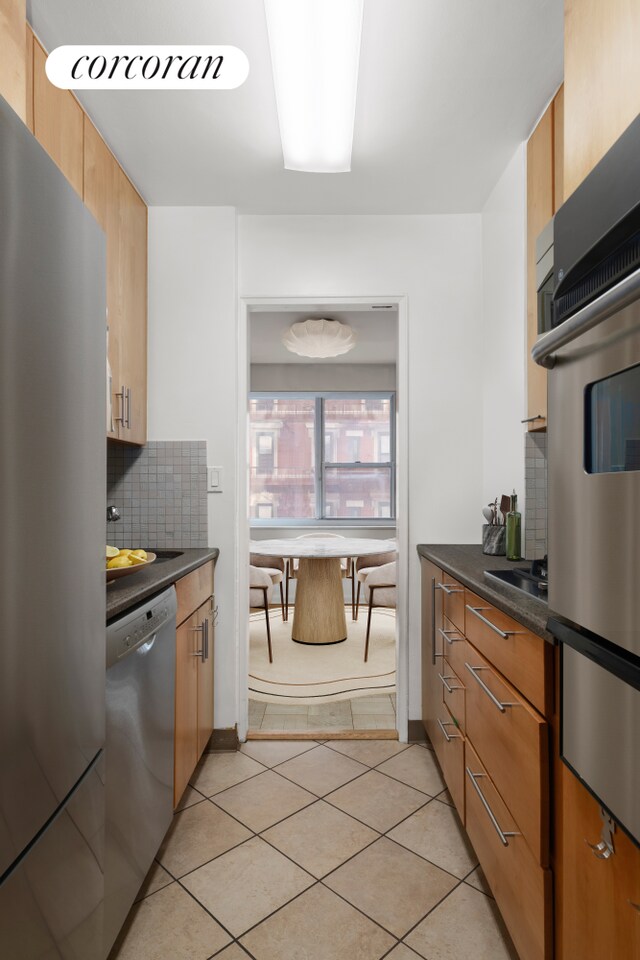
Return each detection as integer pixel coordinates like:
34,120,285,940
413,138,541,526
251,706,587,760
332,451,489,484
107,588,177,668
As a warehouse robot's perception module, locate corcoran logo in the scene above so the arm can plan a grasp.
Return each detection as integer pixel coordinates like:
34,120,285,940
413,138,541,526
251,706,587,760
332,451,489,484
46,45,249,90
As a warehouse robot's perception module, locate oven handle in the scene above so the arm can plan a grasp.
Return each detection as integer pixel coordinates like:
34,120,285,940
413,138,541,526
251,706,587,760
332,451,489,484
532,265,640,369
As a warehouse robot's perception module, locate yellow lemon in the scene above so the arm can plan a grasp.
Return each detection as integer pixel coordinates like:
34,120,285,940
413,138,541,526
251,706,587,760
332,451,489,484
129,553,147,565
129,549,148,561
117,549,132,557
107,555,133,569
106,545,119,558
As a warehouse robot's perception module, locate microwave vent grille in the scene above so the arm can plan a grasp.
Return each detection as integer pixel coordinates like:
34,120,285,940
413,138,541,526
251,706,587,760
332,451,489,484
554,231,640,326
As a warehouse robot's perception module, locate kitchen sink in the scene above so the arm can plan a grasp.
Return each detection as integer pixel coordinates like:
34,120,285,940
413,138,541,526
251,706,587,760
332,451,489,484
484,565,548,603
152,550,184,563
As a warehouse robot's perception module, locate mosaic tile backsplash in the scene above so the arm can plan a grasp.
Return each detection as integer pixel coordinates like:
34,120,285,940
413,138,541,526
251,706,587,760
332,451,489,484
107,440,208,549
524,432,547,560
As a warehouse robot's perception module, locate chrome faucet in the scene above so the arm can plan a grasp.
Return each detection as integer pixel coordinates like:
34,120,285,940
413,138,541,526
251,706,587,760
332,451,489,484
106,505,121,522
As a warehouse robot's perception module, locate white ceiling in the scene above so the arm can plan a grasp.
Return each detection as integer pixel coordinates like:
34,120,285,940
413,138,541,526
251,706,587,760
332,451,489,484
250,308,397,364
28,0,563,213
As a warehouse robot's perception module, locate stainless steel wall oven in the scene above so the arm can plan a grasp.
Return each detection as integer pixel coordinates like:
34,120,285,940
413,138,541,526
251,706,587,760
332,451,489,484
533,112,640,848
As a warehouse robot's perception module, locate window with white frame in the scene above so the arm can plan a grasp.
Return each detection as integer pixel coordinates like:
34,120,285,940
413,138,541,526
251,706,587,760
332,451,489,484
249,393,395,523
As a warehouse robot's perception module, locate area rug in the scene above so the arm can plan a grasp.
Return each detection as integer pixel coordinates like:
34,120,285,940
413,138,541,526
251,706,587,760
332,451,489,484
249,607,396,705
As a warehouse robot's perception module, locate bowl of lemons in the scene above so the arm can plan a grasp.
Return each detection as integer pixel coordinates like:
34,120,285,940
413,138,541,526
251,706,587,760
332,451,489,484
106,546,156,582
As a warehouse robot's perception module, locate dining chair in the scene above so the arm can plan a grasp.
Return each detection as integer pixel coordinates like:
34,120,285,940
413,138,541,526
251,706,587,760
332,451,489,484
250,552,287,621
354,545,397,621
285,533,353,616
249,565,274,663
361,560,397,662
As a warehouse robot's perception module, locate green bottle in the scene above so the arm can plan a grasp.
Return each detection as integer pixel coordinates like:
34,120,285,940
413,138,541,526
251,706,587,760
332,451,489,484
506,490,521,561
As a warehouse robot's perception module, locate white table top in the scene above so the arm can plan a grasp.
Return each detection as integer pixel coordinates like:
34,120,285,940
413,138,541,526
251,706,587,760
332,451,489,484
250,537,397,559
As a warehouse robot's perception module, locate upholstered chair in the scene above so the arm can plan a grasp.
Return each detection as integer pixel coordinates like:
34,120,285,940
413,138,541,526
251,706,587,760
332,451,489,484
361,560,397,662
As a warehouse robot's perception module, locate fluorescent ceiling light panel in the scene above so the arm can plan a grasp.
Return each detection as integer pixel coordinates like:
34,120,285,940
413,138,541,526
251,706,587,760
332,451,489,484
264,0,363,172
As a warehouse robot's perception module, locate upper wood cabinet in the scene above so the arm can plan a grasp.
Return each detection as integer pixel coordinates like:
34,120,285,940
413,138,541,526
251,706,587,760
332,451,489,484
0,0,26,121
564,0,640,199
525,86,563,432
556,763,640,959
83,116,148,444
32,37,84,197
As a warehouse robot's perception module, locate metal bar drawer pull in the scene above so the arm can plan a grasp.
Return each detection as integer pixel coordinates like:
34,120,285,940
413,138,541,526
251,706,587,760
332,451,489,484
439,627,463,645
437,717,462,742
466,767,520,846
436,583,464,596
465,663,518,712
439,673,462,694
465,604,514,639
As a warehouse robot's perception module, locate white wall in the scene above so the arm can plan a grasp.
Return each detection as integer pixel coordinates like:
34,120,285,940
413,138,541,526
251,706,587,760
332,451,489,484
250,362,396,392
239,215,484,718
147,206,238,727
480,146,527,521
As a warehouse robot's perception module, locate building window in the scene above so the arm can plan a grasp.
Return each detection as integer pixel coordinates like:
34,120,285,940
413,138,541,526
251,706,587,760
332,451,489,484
249,392,395,522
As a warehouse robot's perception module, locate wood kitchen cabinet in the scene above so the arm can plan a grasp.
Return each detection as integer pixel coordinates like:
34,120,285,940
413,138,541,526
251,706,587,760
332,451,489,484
32,36,84,197
556,762,640,959
0,0,26,121
83,115,148,444
174,562,215,808
525,86,563,433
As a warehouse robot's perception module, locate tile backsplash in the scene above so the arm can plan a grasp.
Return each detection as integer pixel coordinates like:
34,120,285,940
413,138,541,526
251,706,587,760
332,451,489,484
107,440,208,549
524,432,547,560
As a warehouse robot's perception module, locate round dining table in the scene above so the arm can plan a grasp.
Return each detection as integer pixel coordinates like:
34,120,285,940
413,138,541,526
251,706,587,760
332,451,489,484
250,537,397,645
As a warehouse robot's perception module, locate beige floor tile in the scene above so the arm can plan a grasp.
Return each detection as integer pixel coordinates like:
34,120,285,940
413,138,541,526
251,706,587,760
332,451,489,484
175,785,205,812
262,799,377,878
350,697,395,715
190,751,266,796
276,744,368,796
385,945,424,960
307,714,354,731
324,837,457,938
240,883,395,960
157,800,252,878
260,715,310,731
212,769,316,832
353,715,398,730
376,744,445,796
326,739,410,767
213,945,252,960
405,883,519,960
326,770,428,832
465,865,493,896
108,882,230,960
134,861,173,902
307,701,352,718
437,788,454,807
388,800,478,879
181,836,313,937
240,739,317,767
264,703,309,715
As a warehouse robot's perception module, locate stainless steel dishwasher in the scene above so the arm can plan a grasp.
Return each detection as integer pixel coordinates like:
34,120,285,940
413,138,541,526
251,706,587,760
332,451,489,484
104,585,177,955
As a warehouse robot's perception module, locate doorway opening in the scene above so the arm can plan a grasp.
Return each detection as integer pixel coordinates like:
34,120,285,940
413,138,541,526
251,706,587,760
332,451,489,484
237,297,408,741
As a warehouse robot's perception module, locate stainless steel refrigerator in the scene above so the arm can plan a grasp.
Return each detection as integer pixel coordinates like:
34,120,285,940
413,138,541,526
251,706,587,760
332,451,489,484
0,94,107,959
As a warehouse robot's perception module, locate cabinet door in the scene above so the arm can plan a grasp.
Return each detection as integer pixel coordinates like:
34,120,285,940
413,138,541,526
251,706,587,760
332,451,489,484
114,165,147,445
174,609,200,808
83,115,119,439
0,0,26,121
420,559,444,745
557,764,640,959
197,600,214,758
32,39,83,196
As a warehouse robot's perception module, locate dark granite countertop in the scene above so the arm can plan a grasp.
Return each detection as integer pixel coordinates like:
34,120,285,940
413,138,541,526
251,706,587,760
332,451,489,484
416,544,554,643
106,548,219,622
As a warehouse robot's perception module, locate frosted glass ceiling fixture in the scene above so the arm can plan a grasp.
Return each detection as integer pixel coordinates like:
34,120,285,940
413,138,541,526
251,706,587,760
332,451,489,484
264,0,364,173
282,318,356,357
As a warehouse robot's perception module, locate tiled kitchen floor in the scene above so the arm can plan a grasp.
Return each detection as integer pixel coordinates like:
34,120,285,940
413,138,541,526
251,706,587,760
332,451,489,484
249,693,397,732
109,740,518,960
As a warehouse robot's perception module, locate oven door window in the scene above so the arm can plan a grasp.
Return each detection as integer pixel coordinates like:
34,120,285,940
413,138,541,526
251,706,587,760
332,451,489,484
585,362,640,473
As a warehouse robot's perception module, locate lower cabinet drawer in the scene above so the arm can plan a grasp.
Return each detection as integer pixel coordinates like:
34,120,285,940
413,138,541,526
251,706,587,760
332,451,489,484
176,561,214,627
441,573,465,633
465,742,552,960
439,615,466,678
439,656,465,734
432,702,465,821
464,644,549,866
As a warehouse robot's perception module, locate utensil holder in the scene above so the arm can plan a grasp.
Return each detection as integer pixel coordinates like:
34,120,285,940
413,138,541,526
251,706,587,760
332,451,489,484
482,524,506,555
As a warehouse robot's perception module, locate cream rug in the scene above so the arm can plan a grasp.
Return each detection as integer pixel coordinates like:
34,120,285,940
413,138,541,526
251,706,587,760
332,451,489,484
249,606,396,705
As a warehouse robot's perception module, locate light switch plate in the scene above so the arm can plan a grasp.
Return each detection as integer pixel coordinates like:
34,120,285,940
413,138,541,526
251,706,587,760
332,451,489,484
207,466,223,492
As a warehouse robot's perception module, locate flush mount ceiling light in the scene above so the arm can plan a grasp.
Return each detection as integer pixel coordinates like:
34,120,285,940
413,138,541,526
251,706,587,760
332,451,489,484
264,0,364,172
282,318,356,358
